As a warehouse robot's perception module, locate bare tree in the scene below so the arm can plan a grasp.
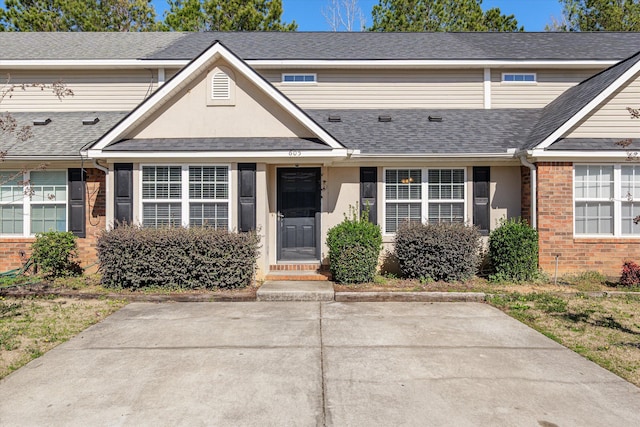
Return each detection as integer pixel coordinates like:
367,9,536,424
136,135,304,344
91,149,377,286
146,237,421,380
322,0,365,31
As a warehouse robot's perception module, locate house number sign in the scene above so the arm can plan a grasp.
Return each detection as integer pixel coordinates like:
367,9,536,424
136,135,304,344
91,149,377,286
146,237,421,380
288,150,302,157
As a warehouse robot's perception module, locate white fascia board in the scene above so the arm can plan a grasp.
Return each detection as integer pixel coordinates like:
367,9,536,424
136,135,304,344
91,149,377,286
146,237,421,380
248,59,618,70
530,149,633,160
535,61,640,150
0,59,188,70
90,42,343,151
87,149,349,159
0,58,617,71
1,155,82,161
351,152,516,159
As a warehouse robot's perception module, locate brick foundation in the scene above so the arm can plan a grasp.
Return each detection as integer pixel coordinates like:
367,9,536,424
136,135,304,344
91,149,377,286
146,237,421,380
537,162,640,277
0,168,105,273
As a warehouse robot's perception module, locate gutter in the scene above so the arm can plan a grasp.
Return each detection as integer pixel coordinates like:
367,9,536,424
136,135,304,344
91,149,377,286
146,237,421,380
519,154,537,229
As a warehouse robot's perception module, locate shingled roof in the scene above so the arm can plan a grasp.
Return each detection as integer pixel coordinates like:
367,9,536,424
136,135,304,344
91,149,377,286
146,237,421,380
306,109,541,154
526,50,640,150
0,111,127,157
2,32,640,62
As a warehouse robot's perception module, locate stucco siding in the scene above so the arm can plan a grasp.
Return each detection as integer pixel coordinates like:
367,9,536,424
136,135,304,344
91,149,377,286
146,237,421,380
491,69,600,109
262,69,484,109
0,69,157,111
568,70,640,139
131,59,315,139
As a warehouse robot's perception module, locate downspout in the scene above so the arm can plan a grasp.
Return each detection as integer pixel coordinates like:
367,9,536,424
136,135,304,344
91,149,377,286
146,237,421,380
519,154,537,229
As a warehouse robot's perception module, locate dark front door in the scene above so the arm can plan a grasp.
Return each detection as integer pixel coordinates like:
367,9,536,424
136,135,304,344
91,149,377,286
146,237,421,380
277,168,321,261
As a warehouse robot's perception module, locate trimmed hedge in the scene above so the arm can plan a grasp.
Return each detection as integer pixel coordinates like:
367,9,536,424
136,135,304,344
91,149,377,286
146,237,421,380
488,218,538,282
326,208,382,284
394,222,480,282
97,225,260,289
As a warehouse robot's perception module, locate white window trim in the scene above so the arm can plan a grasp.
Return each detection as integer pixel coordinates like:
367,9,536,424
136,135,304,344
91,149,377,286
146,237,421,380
573,164,640,238
139,164,232,230
0,169,68,237
281,73,317,84
501,72,537,84
382,167,468,236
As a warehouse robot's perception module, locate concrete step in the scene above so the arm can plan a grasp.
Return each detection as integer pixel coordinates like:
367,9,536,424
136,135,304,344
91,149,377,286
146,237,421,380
257,281,335,302
264,270,331,281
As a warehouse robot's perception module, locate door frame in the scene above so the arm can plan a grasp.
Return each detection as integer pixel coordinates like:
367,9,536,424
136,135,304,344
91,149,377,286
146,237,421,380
276,167,322,262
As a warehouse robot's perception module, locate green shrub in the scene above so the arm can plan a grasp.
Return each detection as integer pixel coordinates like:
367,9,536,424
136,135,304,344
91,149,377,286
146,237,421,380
394,222,480,282
488,218,539,282
326,207,382,284
31,231,81,278
97,225,260,290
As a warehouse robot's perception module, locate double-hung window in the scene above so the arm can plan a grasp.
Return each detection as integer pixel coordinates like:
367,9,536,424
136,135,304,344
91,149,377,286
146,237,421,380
141,165,230,229
574,164,640,236
0,170,67,235
384,168,466,233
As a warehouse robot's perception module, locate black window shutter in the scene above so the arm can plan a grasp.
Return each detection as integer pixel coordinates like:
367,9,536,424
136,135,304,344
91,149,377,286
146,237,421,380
360,167,377,224
238,163,256,232
68,168,86,238
114,163,133,226
473,167,490,235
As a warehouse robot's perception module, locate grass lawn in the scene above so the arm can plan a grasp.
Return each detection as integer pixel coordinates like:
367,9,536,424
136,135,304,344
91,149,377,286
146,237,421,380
0,296,127,379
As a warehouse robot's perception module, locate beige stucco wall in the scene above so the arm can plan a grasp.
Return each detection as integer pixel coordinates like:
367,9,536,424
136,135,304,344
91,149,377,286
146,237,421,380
262,69,484,109
491,69,600,109
568,70,640,139
489,166,522,229
130,59,314,140
0,69,158,112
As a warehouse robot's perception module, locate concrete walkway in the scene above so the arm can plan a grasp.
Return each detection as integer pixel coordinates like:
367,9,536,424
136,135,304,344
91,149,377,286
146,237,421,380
1,302,639,426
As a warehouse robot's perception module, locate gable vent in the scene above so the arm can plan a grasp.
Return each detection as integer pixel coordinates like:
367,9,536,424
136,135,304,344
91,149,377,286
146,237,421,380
378,115,392,122
328,115,341,122
212,71,231,100
33,118,51,126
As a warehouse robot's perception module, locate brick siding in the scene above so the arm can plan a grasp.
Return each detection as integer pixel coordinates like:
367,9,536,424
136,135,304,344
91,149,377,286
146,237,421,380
0,168,105,273
537,162,640,277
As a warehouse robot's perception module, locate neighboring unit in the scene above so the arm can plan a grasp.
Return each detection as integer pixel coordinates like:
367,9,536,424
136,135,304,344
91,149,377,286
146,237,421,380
2,32,640,277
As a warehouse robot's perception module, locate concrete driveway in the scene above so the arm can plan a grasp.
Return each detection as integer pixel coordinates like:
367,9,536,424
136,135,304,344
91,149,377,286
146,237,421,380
1,302,639,426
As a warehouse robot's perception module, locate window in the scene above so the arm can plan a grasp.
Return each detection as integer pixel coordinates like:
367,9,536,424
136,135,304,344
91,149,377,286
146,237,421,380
282,73,316,83
384,168,466,233
141,165,230,229
574,164,640,237
0,170,67,235
502,73,536,83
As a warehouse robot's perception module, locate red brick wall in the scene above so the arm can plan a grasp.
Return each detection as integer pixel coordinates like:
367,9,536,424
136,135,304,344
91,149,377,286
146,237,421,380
0,168,105,274
537,162,640,276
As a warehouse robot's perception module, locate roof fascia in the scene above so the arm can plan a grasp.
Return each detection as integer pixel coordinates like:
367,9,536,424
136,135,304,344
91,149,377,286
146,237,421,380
535,59,640,150
89,41,344,151
530,148,633,160
0,59,617,70
352,152,516,159
87,149,349,159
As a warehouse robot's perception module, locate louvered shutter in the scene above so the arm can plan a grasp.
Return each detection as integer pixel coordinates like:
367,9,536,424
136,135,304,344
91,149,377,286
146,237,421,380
238,163,256,232
68,168,86,237
114,163,133,226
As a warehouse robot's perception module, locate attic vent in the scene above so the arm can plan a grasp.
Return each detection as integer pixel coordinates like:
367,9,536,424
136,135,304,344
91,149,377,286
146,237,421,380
328,115,341,122
378,115,392,122
82,117,100,125
33,118,51,126
428,115,443,122
212,71,231,100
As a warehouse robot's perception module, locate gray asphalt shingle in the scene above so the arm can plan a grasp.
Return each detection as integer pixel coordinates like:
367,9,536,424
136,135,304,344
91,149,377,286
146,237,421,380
0,111,127,157
2,32,640,62
104,137,330,151
306,109,541,154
